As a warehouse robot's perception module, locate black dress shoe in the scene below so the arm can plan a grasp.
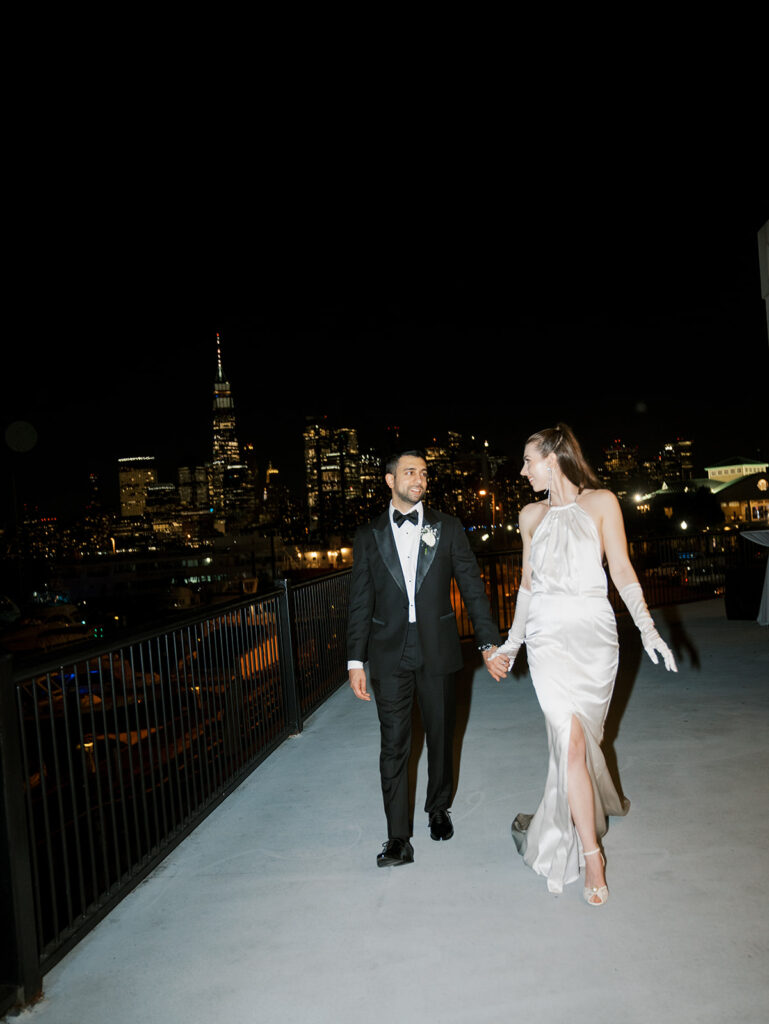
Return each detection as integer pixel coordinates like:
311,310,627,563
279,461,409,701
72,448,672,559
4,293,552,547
377,838,414,867
428,809,454,841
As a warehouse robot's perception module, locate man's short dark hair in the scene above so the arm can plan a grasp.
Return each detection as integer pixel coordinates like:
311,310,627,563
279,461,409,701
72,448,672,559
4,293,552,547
385,449,427,477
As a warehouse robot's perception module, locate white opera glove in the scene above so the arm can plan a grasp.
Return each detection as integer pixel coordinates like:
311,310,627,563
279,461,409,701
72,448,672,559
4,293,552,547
619,582,677,672
489,587,532,671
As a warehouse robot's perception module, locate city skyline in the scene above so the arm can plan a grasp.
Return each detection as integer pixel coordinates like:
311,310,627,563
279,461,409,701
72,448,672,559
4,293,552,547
4,199,767,518
4,365,766,524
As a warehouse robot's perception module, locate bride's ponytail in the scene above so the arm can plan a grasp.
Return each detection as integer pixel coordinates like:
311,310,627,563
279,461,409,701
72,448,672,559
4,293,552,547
526,423,601,492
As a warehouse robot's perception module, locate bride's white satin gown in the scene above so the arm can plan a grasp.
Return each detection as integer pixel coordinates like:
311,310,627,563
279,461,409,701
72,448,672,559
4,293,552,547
516,501,629,894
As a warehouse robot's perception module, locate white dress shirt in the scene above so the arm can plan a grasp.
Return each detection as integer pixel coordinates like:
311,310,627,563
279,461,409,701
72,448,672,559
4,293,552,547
391,500,423,623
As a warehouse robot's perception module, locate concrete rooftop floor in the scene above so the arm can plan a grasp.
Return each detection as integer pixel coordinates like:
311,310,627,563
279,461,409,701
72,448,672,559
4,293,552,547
7,599,769,1024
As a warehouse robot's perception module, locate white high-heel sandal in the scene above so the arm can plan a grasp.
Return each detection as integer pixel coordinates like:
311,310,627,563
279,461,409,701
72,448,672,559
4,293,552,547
583,848,608,906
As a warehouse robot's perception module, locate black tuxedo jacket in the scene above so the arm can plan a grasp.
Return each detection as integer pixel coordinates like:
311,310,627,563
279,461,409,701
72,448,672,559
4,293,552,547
347,506,499,677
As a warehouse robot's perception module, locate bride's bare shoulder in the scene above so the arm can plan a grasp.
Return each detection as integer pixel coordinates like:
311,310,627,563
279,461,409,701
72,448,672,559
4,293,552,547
579,488,620,509
579,489,623,527
519,501,548,531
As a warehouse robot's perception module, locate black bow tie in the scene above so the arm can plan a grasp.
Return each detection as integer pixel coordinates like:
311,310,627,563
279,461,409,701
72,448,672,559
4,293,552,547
393,509,418,527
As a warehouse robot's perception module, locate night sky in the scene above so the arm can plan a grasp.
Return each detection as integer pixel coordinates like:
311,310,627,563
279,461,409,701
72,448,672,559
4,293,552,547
3,176,767,519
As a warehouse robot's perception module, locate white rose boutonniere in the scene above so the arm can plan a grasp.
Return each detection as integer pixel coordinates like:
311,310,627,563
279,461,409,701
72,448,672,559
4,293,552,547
421,524,438,549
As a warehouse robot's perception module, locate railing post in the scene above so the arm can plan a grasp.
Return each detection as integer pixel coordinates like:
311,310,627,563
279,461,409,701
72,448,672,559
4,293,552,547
275,580,302,735
0,655,42,1012
485,556,501,629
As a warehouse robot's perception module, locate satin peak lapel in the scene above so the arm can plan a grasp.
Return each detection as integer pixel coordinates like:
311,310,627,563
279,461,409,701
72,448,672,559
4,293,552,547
415,509,441,592
372,512,406,594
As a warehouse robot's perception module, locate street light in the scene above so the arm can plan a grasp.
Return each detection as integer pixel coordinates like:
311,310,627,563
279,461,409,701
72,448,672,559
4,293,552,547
478,489,497,528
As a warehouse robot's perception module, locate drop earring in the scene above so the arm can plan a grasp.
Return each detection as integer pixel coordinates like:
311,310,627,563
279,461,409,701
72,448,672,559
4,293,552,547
547,466,552,507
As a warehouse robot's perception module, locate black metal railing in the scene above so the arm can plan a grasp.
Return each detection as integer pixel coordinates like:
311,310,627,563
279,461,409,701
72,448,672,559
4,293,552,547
0,572,351,1013
616,530,759,611
1,530,764,1012
466,528,762,635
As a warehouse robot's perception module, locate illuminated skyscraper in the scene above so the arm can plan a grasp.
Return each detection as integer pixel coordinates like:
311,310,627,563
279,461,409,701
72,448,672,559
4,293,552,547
262,460,281,505
661,439,694,482
178,465,211,510
602,439,639,494
359,450,382,504
212,334,241,468
304,419,361,535
118,456,158,517
210,334,251,521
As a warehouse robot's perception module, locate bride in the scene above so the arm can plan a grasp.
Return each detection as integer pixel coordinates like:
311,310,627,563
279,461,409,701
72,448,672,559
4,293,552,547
487,424,677,905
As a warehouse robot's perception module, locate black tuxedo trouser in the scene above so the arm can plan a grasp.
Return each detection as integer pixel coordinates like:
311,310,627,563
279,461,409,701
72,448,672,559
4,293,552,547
370,624,455,839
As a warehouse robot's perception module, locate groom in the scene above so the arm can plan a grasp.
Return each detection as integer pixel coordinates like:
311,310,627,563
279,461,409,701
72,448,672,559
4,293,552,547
347,449,500,867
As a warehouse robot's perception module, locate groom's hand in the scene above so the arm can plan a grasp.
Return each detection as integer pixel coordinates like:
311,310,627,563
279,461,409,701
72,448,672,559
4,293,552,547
349,668,371,701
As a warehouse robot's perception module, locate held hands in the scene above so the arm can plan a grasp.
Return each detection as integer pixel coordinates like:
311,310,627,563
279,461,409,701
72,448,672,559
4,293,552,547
485,637,524,681
484,646,510,682
349,667,371,700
